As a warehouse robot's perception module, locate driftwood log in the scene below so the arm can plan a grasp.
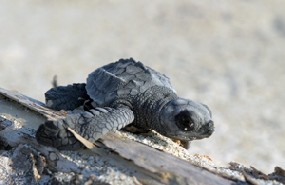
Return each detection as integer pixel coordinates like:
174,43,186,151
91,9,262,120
0,87,284,185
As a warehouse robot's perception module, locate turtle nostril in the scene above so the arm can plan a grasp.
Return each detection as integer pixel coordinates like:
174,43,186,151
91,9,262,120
208,120,214,127
206,120,214,134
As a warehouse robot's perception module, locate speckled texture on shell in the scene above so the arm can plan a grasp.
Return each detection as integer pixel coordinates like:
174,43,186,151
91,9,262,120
86,59,175,106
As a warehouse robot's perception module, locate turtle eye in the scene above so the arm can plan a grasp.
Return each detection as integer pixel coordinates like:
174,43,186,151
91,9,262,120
174,111,195,131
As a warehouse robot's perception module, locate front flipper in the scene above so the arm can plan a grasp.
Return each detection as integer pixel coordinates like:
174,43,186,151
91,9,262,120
45,83,90,111
36,107,134,150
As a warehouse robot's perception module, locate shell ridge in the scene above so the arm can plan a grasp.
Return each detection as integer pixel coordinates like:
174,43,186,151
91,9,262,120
85,58,175,106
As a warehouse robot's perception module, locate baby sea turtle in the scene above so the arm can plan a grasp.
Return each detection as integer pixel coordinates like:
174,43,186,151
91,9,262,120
36,58,214,149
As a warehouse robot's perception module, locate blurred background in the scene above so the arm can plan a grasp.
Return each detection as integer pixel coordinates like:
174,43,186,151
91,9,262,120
0,0,284,173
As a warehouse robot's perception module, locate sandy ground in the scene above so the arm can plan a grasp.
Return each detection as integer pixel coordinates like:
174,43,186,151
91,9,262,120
0,0,284,173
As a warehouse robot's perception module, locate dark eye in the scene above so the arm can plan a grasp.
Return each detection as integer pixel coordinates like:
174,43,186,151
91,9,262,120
174,111,195,131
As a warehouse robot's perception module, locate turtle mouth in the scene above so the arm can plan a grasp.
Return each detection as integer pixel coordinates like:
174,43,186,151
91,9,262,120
168,132,211,141
167,120,214,141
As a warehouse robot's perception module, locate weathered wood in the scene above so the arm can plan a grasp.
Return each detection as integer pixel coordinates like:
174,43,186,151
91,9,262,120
100,133,232,185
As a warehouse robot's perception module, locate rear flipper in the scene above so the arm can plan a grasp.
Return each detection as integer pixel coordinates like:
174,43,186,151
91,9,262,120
45,83,90,111
36,107,134,150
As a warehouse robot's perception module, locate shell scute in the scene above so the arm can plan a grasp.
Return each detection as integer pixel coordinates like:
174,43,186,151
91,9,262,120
86,58,174,106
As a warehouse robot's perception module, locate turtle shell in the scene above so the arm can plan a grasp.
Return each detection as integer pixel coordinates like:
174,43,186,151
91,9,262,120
86,58,175,106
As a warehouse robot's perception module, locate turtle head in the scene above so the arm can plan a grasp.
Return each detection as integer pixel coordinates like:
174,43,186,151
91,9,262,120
160,98,214,141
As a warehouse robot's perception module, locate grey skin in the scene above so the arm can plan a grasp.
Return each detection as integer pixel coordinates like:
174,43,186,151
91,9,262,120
36,58,214,149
